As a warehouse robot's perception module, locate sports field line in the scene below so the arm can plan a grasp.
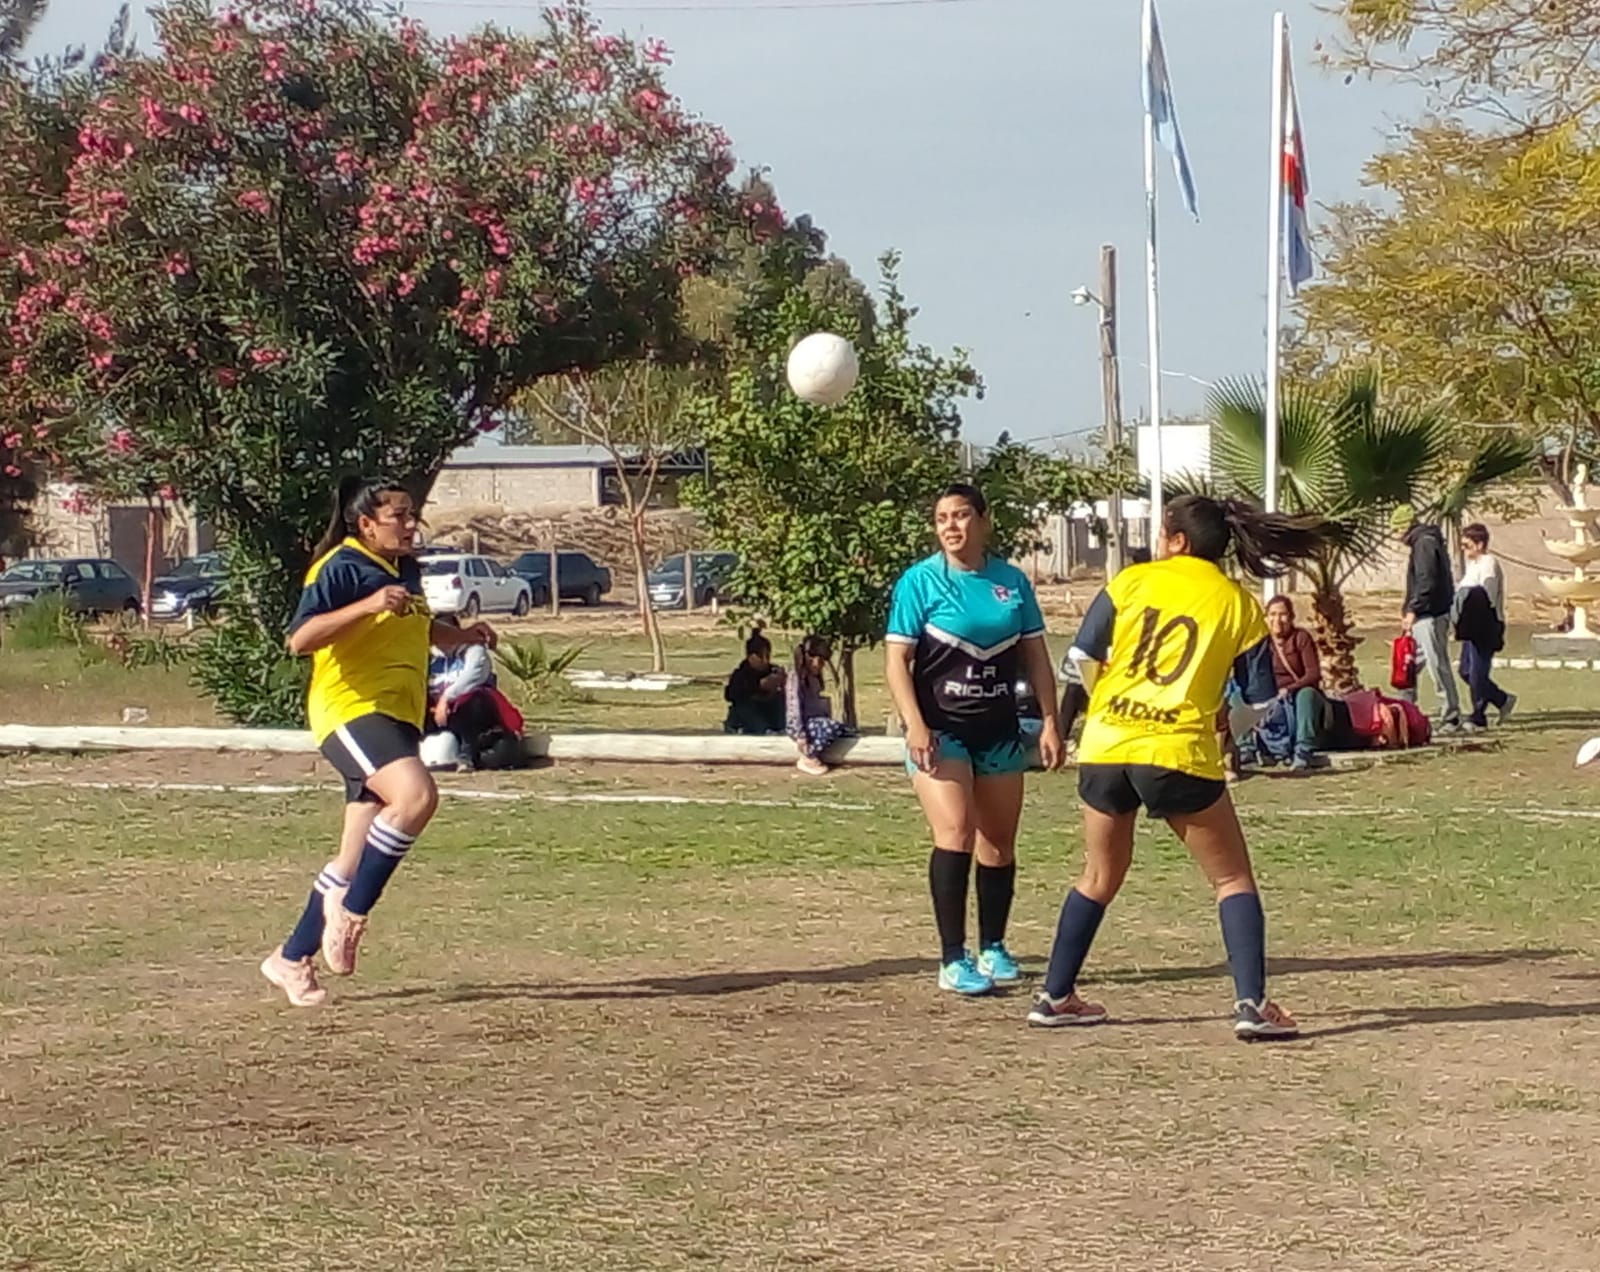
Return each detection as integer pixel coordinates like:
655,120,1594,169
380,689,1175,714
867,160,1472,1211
0,776,873,812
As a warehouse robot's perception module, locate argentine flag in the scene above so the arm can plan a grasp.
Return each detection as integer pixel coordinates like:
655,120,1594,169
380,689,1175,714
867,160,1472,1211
1142,0,1200,221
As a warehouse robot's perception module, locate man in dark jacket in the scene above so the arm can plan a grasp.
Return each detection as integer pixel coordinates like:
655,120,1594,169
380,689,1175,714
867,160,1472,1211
1392,504,1461,731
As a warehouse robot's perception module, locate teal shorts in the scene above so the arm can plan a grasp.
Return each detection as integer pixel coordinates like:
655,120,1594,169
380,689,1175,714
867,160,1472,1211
906,733,1029,778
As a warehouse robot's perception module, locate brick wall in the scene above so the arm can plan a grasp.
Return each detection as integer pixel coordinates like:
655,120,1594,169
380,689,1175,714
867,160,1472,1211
429,464,601,517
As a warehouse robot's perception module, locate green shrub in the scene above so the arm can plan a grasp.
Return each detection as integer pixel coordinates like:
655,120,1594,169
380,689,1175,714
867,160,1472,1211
496,638,585,705
190,613,308,727
3,593,86,652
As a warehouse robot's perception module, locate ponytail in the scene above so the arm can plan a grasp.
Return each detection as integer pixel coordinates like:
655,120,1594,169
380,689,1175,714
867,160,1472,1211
1219,499,1329,579
311,475,409,559
1162,493,1330,581
744,623,772,659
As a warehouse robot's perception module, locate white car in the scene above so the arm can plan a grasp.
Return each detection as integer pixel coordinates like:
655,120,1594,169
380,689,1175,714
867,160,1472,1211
420,554,532,617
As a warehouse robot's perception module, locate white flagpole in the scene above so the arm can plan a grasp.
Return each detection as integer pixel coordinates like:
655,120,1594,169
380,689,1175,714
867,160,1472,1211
1262,11,1288,604
1143,0,1166,554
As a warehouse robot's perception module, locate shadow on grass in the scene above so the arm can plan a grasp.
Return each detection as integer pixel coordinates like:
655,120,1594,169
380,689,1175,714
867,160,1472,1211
348,947,1572,1007
1303,998,1600,1041
345,956,933,1005
1095,946,1571,986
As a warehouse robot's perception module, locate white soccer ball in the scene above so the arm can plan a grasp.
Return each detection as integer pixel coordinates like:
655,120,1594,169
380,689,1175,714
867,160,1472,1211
420,731,461,771
786,332,859,407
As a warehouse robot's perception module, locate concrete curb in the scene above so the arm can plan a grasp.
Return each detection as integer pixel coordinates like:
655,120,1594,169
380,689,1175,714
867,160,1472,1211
0,723,1499,771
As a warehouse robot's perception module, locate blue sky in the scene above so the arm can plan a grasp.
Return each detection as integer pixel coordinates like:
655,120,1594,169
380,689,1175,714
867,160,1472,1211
35,0,1421,447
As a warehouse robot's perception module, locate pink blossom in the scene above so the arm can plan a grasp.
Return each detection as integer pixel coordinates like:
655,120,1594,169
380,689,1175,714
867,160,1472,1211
591,34,622,56
573,177,599,205
214,368,240,388
250,347,287,367
644,38,672,64
578,67,608,93
157,484,178,501
3,465,19,478
632,88,663,114
140,97,173,138
165,254,192,277
177,103,208,126
3,433,20,449
396,273,417,298
236,189,273,216
108,428,136,455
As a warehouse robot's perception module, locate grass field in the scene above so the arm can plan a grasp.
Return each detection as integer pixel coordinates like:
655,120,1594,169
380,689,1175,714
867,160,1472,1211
7,679,1600,1268
7,607,1600,1268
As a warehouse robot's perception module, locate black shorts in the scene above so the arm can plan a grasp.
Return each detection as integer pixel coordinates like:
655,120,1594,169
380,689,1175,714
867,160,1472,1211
1077,763,1225,820
320,713,422,804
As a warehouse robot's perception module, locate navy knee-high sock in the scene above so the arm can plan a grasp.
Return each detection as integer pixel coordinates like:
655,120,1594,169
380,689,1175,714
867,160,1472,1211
1219,891,1268,1005
1042,889,1106,1000
282,865,350,961
343,819,417,916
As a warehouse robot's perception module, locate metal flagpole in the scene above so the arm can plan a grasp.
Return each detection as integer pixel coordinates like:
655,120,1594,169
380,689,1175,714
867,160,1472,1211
1262,11,1288,603
1142,0,1166,555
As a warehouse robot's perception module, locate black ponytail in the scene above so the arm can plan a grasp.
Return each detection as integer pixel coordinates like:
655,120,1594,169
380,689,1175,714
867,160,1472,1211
311,475,409,560
1163,493,1330,581
744,623,772,658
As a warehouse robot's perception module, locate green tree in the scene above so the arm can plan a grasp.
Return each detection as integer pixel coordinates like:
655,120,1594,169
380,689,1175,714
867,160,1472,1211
972,433,1100,562
1328,0,1600,128
1297,121,1600,504
1204,371,1530,691
4,0,761,723
686,253,979,726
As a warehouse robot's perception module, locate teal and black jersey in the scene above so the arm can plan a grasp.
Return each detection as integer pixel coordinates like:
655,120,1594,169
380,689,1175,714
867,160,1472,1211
886,553,1046,747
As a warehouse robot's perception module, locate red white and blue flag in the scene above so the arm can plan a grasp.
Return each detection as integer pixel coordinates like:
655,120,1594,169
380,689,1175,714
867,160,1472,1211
1281,43,1313,294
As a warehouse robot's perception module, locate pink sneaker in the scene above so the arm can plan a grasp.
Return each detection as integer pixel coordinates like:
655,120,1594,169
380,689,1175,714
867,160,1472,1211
320,885,367,977
260,947,327,1007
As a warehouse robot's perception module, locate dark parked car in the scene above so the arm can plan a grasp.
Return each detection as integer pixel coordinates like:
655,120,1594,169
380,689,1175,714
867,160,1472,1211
647,552,739,610
150,552,227,620
507,551,613,607
0,557,142,617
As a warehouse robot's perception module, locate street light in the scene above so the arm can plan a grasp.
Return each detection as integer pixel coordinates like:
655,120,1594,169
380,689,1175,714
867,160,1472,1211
1074,248,1125,576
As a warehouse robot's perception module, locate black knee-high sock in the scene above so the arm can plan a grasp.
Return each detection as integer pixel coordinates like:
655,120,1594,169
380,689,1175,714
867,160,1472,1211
928,849,973,964
282,865,350,961
343,819,417,916
976,862,1016,949
1042,888,1106,999
1219,891,1267,1004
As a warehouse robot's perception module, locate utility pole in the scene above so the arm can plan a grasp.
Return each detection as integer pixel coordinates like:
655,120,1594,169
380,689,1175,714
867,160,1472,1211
1098,244,1126,576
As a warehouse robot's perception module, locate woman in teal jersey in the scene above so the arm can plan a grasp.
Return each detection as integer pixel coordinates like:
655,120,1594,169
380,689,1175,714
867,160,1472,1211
885,483,1064,996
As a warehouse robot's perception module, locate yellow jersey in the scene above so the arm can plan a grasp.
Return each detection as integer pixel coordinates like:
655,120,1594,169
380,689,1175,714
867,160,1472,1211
1073,555,1273,780
290,538,432,743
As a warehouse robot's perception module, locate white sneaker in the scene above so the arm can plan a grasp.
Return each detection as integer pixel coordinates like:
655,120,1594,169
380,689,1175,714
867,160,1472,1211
260,947,327,1008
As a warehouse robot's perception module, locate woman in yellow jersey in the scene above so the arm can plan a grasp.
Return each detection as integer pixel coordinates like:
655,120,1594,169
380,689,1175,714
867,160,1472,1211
260,478,497,1008
1027,494,1330,1040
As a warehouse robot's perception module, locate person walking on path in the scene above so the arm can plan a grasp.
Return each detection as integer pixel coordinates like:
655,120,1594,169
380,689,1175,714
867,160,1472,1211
1457,523,1516,731
1393,505,1461,732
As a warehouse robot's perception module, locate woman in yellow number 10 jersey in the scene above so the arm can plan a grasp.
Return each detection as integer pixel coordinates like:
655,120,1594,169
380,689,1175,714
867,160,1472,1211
1029,494,1333,1040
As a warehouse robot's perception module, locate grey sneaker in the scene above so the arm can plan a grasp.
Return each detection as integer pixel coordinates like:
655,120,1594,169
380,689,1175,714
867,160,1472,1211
1499,694,1518,724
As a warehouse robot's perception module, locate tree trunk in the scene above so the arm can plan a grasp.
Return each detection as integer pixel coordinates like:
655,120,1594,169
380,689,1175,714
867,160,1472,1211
631,503,665,673
839,644,859,730
1310,586,1363,694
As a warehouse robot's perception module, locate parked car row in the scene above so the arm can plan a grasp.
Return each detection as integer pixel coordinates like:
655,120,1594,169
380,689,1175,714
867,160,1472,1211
0,545,742,622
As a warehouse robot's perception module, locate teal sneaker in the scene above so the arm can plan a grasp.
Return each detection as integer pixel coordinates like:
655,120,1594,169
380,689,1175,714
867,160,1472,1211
977,942,1022,985
937,952,994,996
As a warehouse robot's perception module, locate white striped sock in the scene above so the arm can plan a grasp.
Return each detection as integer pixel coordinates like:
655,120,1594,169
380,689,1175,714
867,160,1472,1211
314,868,350,895
368,819,416,859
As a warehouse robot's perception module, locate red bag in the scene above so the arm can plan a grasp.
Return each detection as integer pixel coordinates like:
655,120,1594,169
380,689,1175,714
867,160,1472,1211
1343,689,1386,738
1390,633,1418,691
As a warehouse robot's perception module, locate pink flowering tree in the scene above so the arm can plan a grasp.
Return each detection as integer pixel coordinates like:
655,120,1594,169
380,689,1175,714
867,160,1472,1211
6,0,765,720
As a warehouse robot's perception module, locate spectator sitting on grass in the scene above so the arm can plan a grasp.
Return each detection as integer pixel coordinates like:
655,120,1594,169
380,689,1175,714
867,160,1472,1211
786,634,853,776
1238,595,1328,772
723,625,786,735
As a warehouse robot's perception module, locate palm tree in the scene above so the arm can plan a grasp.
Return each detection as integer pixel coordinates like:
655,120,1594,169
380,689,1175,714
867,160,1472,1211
1203,371,1530,691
